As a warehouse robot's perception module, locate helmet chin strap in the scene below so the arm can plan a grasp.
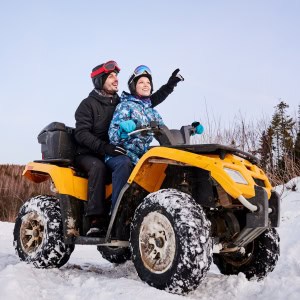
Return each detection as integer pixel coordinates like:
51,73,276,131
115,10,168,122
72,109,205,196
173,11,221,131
135,92,151,99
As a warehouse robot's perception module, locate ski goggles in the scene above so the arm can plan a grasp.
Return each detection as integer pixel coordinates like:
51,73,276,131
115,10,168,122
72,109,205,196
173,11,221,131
128,65,152,84
90,60,120,78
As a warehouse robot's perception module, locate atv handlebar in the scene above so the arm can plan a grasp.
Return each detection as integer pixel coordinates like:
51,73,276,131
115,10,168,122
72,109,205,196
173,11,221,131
127,121,163,137
127,127,155,136
127,121,196,143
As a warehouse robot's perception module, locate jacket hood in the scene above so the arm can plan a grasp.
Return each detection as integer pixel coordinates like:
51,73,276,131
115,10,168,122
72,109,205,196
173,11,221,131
89,89,120,106
120,91,152,108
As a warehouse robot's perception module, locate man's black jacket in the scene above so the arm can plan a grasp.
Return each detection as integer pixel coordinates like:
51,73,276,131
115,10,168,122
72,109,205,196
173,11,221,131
74,83,175,156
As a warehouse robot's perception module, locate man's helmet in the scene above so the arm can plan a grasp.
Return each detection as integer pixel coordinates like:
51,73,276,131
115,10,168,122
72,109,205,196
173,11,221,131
128,65,153,95
91,60,120,90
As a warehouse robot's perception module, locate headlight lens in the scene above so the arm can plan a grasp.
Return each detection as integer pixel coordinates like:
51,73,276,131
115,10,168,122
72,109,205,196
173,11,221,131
224,167,248,184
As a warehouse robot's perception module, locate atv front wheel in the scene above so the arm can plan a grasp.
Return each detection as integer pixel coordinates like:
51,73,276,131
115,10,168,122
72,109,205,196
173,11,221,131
130,189,212,295
97,246,131,264
13,195,74,268
213,228,280,279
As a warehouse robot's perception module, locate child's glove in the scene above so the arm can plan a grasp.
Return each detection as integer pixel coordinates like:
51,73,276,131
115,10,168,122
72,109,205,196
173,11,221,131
167,69,184,88
191,121,204,135
118,120,136,139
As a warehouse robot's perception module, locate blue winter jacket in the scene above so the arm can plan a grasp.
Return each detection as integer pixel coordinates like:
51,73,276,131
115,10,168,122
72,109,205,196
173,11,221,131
108,91,164,164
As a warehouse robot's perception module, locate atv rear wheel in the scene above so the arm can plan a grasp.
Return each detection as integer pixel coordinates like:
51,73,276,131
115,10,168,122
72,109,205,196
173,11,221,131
97,246,131,264
130,189,212,295
213,228,279,279
13,195,74,268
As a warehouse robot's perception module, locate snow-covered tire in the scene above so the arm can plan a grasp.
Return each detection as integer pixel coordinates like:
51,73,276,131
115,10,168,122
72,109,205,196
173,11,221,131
13,195,75,268
97,246,131,264
213,228,280,279
130,189,212,295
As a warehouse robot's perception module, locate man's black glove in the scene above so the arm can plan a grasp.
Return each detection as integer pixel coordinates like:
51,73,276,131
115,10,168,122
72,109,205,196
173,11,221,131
104,144,127,156
167,68,184,88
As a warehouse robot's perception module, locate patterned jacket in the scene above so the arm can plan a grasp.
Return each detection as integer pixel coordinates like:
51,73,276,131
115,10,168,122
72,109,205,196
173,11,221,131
108,91,164,164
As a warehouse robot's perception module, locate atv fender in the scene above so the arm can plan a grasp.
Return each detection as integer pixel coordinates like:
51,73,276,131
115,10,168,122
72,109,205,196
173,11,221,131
23,162,111,200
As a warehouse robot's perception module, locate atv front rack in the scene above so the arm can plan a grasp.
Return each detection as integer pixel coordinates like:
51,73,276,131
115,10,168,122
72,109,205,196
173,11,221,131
165,144,259,165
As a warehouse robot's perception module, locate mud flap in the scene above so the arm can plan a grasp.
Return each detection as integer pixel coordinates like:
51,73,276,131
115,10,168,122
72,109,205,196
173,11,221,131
269,191,280,227
233,186,269,248
246,186,269,228
58,194,84,244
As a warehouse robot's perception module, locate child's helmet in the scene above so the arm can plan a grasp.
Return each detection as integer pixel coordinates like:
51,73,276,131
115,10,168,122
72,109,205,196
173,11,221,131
128,65,153,95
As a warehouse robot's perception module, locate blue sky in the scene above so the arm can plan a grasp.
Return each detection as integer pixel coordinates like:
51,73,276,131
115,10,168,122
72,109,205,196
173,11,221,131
0,0,299,164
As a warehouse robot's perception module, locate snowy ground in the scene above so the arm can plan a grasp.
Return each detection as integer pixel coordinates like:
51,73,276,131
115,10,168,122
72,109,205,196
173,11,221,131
1,179,300,300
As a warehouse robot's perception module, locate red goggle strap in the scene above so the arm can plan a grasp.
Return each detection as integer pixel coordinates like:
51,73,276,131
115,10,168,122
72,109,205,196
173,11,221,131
90,62,120,78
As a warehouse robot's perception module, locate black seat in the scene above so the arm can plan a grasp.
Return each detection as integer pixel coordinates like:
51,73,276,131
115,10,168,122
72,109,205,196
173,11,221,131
34,158,73,167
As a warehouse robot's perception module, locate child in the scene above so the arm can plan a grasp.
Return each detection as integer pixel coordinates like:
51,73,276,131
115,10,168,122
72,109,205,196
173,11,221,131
108,65,186,165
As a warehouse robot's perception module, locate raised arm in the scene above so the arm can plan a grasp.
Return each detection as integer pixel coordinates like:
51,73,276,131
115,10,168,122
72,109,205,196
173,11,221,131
150,68,184,107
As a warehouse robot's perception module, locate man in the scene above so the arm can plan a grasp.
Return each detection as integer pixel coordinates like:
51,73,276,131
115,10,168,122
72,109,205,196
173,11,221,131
75,60,184,236
74,61,132,236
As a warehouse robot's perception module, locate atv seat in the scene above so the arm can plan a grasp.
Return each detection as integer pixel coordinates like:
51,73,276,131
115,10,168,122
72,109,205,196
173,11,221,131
34,158,73,167
33,159,112,182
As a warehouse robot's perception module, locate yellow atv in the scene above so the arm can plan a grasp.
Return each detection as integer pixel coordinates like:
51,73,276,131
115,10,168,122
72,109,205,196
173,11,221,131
13,121,280,295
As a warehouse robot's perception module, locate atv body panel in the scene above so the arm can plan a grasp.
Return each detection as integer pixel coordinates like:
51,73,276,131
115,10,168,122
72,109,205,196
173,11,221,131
23,162,112,200
128,145,272,199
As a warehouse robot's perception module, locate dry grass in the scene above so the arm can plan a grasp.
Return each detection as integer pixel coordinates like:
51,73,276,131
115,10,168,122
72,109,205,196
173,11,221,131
0,164,52,222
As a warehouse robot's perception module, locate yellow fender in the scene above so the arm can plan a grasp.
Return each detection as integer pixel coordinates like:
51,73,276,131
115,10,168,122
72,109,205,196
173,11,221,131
128,147,272,199
23,162,112,201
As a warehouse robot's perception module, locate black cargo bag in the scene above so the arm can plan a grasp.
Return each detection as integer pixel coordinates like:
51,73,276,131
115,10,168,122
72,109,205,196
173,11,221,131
37,122,76,162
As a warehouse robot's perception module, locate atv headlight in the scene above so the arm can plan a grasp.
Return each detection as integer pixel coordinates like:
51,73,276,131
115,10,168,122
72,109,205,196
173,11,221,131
224,167,248,185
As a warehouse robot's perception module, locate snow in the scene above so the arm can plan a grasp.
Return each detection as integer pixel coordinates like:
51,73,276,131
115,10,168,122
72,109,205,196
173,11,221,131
1,180,300,300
